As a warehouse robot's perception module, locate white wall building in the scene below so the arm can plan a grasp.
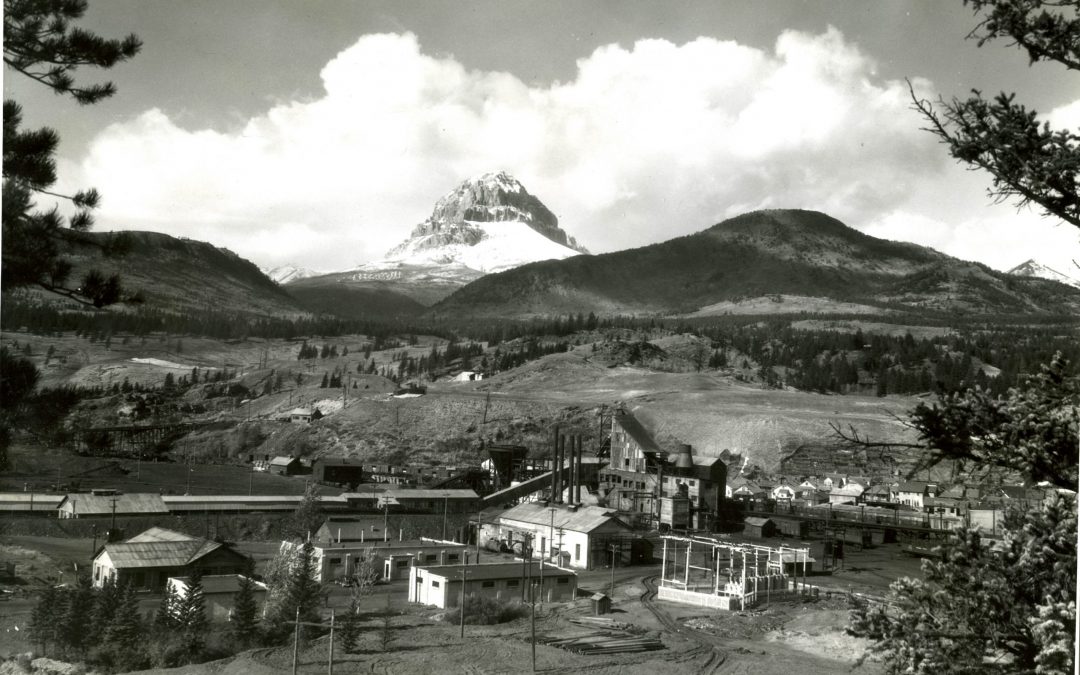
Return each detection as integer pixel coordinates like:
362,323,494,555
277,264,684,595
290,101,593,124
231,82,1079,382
481,502,632,570
409,562,576,609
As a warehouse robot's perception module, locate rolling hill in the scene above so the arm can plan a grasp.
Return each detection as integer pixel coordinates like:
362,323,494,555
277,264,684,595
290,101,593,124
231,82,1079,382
429,209,1080,318
9,230,308,319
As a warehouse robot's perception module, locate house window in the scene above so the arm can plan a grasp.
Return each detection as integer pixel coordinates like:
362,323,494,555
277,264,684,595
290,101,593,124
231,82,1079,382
575,544,581,561
689,480,696,487
448,553,459,561
431,580,440,588
623,458,629,468
425,554,437,562
507,579,519,587
396,560,409,568
134,572,145,587
328,557,342,564
482,581,495,588
557,577,569,585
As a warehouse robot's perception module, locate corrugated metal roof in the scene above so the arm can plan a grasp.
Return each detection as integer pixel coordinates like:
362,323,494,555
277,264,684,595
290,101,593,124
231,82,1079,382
0,494,64,511
498,502,629,534
420,562,575,582
126,527,198,543
315,457,363,466
58,493,168,515
342,489,478,500
104,540,220,568
613,412,661,454
269,456,298,466
744,517,773,527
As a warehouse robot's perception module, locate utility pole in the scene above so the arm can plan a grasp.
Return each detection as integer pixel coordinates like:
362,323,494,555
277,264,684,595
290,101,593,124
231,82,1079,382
548,508,556,563
459,562,467,639
292,608,300,675
609,543,618,598
442,495,448,541
327,609,335,675
530,576,537,672
475,506,482,563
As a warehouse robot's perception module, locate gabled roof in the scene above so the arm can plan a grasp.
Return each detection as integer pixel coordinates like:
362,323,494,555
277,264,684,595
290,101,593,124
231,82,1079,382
58,493,168,516
612,412,661,454
270,456,299,466
127,526,198,543
498,502,629,534
744,517,773,527
287,408,313,416
100,528,235,569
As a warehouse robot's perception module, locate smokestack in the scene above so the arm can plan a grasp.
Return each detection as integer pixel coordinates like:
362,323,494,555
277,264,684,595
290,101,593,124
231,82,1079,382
551,425,560,501
567,435,576,505
574,435,583,504
556,434,565,503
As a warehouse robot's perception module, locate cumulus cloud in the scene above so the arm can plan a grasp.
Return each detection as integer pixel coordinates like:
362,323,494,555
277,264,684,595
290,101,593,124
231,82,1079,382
74,28,1077,273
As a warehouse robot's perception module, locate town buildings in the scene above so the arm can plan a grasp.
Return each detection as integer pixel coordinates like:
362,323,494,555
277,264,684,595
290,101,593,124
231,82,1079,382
57,492,168,519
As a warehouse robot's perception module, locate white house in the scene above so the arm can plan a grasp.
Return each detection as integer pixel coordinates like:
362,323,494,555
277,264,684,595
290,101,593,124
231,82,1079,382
895,481,937,509
771,483,796,502
409,562,576,609
828,483,866,505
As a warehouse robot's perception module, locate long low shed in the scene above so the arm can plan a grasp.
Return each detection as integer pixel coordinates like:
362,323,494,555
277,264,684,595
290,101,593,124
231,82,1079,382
162,495,348,513
409,561,576,608
0,494,65,514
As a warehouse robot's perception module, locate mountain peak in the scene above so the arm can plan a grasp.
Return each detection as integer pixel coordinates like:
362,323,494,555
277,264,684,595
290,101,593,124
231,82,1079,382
380,172,586,266
1006,259,1080,289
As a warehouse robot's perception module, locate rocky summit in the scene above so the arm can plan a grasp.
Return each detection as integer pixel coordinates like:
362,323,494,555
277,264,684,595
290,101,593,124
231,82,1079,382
384,171,586,263
287,172,586,310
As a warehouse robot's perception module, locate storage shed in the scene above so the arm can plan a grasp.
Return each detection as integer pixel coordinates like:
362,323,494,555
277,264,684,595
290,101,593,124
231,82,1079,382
268,456,302,476
771,516,809,539
742,516,776,539
167,574,268,621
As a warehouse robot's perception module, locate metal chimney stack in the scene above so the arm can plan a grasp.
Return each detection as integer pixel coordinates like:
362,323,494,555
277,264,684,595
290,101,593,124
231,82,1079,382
555,433,565,504
567,434,576,505
551,426,560,501
574,435,583,504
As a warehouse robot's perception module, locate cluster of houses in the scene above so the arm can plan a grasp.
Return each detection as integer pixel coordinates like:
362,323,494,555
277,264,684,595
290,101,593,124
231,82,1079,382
250,454,475,489
728,474,1048,535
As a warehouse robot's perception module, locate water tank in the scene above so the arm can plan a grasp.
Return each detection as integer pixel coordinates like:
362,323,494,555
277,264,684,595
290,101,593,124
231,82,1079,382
670,444,694,469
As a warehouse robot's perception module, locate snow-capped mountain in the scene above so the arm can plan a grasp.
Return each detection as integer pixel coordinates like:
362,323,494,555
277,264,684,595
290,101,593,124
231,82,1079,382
1006,259,1080,289
305,172,586,304
263,264,317,285
369,171,584,273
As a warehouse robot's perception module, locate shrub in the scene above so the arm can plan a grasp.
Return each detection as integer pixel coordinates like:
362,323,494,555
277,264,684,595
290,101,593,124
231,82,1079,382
440,594,528,626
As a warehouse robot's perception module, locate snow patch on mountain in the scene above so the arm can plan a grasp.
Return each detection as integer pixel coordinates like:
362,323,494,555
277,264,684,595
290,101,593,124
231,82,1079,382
1006,259,1080,289
263,264,317,284
381,220,580,274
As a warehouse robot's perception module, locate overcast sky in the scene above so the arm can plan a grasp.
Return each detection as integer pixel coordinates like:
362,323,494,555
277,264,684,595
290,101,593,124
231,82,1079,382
6,0,1079,274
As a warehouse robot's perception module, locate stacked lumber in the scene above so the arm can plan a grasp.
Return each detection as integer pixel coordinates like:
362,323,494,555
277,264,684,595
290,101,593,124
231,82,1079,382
543,617,664,655
542,632,664,655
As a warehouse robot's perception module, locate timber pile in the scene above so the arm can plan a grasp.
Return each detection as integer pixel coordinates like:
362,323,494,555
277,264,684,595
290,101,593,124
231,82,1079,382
543,617,664,655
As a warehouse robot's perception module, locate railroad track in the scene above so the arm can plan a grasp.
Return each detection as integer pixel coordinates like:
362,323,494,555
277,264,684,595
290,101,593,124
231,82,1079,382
640,575,726,674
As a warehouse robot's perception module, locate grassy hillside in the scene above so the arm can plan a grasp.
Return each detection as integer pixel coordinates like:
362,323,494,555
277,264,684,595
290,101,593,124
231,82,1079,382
430,209,1080,318
23,230,308,319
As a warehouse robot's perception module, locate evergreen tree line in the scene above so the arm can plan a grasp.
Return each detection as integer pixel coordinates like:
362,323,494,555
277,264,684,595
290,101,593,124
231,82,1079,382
0,297,435,342
694,323,1079,396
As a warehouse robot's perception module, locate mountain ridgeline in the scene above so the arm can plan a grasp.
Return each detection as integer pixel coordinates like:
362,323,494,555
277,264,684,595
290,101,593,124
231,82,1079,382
429,210,1080,318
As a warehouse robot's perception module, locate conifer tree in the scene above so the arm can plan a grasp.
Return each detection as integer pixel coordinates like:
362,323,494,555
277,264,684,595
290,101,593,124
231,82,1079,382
176,569,208,654
61,582,95,657
106,582,143,651
848,354,1078,673
3,0,141,306
28,586,63,656
230,572,260,648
